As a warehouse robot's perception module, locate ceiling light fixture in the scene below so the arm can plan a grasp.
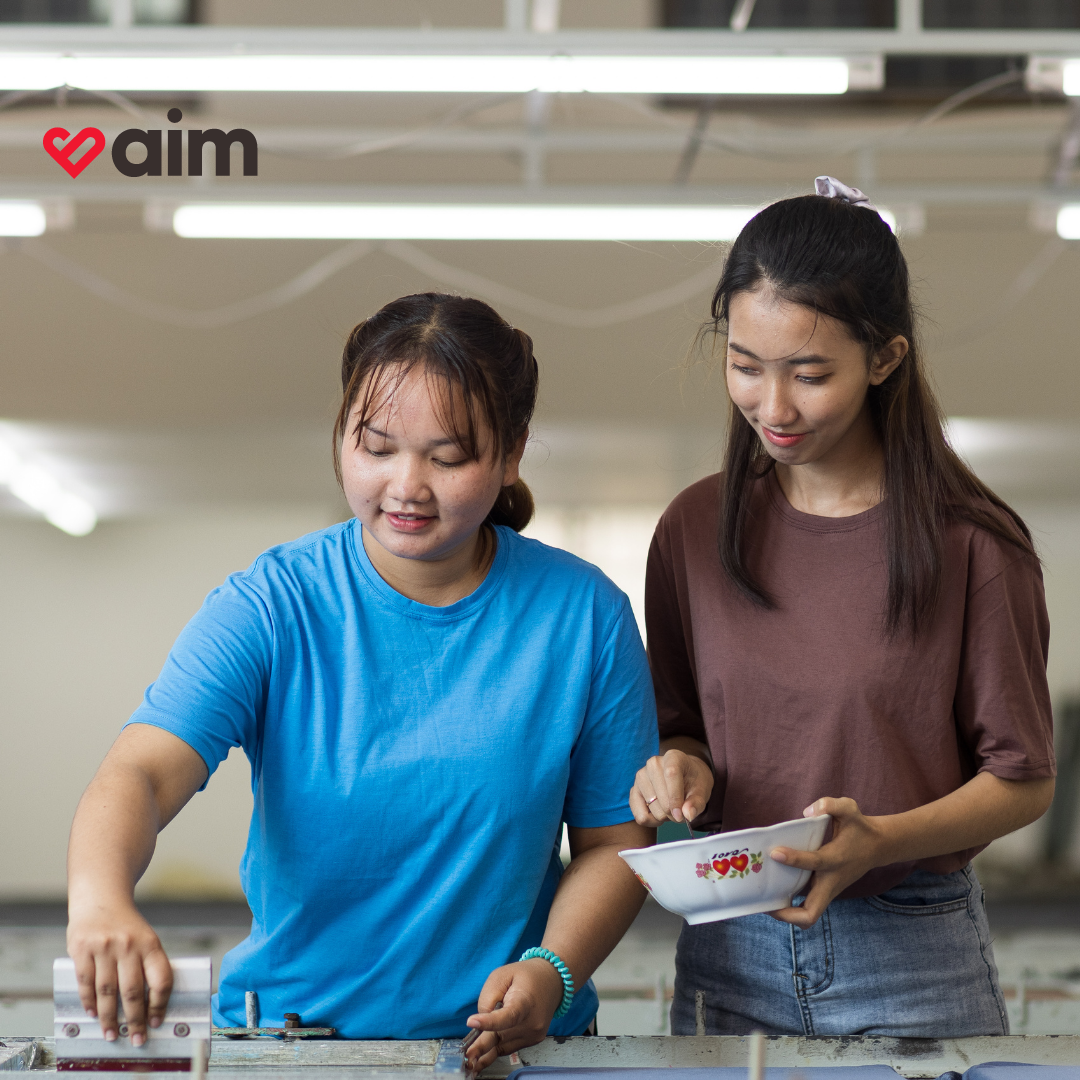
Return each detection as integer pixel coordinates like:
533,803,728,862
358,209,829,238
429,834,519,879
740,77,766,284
0,437,97,536
1056,204,1080,239
0,54,851,95
172,203,761,241
0,201,46,236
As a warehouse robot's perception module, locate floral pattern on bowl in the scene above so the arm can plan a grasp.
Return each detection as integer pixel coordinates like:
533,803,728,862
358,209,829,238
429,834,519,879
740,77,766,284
695,849,763,881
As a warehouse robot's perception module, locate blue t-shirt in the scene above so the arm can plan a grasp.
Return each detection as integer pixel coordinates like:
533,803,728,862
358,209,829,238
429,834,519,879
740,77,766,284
128,520,657,1039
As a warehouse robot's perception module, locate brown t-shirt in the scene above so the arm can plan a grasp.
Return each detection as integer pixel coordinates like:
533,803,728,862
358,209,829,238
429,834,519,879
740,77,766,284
646,470,1056,898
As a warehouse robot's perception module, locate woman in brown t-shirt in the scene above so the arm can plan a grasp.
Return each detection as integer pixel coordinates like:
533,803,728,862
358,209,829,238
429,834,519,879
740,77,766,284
631,180,1055,1038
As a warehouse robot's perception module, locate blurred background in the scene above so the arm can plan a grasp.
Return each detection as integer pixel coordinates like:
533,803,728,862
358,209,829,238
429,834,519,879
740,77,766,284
1,0,1080,1040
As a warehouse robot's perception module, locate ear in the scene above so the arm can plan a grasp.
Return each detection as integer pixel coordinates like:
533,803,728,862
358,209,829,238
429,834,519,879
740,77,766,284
501,428,528,487
869,336,908,386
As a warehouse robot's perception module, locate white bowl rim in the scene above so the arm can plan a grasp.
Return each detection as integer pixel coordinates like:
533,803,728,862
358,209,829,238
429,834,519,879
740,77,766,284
618,812,831,857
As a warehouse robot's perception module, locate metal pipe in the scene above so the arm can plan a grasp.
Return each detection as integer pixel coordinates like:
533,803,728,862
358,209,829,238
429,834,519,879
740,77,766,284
109,0,134,28
896,0,923,35
0,26,1078,57
504,0,528,32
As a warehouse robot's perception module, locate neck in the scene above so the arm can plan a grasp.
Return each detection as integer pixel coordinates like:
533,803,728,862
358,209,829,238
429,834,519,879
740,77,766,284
774,407,885,518
362,524,496,606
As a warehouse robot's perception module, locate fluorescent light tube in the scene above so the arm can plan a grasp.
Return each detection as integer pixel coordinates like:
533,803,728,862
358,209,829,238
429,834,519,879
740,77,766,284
0,433,97,536
0,54,850,94
0,200,46,236
1063,59,1080,95
174,203,760,241
1057,204,1080,238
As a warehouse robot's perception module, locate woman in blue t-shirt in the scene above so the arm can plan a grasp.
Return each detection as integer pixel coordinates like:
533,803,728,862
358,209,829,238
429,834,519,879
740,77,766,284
66,293,657,1072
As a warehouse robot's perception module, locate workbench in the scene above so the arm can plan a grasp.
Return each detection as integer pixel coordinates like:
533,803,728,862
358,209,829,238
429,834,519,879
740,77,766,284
1,1035,1078,1078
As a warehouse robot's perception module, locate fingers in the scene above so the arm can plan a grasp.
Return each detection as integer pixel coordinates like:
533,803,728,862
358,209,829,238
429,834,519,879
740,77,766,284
804,796,856,819
681,757,713,824
466,1000,529,1074
628,784,660,828
472,968,515,1020
466,959,563,1072
66,916,171,1044
466,1029,501,1074
119,952,153,1045
649,753,687,822
72,950,100,1018
143,949,174,1033
93,955,121,1040
769,879,832,928
769,846,822,871
632,751,706,826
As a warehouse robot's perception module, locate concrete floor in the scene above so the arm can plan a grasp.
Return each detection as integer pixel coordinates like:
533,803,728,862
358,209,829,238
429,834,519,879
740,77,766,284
3,898,1080,1039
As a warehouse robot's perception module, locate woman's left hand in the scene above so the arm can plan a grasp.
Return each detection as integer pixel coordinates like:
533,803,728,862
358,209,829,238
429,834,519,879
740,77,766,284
464,958,565,1075
767,797,887,928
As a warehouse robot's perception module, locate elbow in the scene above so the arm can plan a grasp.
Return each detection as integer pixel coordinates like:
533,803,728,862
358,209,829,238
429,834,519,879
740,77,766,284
1033,776,1056,820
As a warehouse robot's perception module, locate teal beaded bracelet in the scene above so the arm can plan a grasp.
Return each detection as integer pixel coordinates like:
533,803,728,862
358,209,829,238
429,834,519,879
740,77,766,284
519,947,575,1019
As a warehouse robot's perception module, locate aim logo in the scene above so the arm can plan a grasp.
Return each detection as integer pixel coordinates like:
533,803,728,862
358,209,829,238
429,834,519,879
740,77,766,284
43,110,258,178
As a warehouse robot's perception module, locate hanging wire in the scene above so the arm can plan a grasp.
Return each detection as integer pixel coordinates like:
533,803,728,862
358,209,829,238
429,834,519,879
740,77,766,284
6,236,728,331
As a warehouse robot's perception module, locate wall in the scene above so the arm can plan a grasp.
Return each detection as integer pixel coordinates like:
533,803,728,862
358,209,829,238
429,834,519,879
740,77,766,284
2,495,1077,900
0,506,338,900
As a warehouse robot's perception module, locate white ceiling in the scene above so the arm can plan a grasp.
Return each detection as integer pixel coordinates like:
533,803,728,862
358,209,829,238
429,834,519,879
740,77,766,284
3,0,1080,523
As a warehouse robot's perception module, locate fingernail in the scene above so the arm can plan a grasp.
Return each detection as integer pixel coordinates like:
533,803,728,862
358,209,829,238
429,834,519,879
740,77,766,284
149,1017,161,1028
105,1031,116,1042
132,1034,144,1047
771,850,788,863
803,805,815,816
671,807,683,822
85,1009,97,1018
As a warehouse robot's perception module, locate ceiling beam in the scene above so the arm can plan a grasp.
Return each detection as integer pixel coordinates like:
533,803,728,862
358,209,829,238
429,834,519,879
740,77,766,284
0,27,1079,58
2,181,1077,206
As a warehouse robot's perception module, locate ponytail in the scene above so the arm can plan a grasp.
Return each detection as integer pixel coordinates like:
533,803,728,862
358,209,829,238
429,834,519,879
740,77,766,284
487,478,535,533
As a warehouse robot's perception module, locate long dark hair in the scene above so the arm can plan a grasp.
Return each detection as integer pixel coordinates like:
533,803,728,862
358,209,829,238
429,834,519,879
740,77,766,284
333,292,537,532
712,194,1033,634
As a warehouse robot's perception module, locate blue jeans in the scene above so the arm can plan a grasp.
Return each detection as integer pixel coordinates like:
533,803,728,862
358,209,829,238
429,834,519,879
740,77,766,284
671,864,1008,1037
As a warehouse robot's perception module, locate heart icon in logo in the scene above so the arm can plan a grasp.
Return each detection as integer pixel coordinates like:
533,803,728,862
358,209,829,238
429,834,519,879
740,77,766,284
43,127,106,177
731,854,749,873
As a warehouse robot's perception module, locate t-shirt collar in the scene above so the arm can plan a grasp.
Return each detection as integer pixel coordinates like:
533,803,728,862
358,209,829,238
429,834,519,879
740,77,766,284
347,518,509,619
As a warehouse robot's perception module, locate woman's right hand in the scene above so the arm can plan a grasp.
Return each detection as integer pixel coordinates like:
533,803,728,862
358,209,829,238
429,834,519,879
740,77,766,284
629,744,714,827
66,902,173,1046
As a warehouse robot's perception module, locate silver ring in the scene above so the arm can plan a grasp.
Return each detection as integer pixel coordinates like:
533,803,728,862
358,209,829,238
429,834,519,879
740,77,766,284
646,796,658,806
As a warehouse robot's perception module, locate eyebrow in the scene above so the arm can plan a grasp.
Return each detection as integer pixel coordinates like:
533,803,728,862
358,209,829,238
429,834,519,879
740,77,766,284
362,424,458,448
728,342,835,366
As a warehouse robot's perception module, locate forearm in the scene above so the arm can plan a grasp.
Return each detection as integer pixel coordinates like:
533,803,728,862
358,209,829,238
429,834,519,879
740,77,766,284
68,726,207,914
68,761,162,913
870,772,1055,866
540,826,651,991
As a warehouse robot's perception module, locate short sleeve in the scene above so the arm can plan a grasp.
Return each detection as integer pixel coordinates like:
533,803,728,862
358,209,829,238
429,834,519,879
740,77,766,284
561,596,659,828
955,546,1056,781
125,572,274,785
645,519,706,746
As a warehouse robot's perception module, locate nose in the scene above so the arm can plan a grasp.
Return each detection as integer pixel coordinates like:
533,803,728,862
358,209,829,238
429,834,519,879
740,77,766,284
757,374,800,430
385,453,432,506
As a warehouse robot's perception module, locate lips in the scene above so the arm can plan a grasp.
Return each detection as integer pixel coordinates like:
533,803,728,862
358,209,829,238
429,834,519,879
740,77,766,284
384,512,435,532
761,427,808,448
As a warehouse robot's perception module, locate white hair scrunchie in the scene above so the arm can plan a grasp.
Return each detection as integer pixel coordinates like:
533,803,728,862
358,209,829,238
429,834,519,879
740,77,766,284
814,175,878,212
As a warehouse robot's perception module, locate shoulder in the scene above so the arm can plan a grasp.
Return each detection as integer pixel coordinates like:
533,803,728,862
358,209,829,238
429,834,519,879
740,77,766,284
500,527,633,621
652,473,723,556
501,526,622,594
944,502,1040,596
228,520,356,599
662,473,722,522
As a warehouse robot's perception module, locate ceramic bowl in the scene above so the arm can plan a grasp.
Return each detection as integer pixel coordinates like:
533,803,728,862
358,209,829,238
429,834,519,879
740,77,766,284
619,815,831,924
